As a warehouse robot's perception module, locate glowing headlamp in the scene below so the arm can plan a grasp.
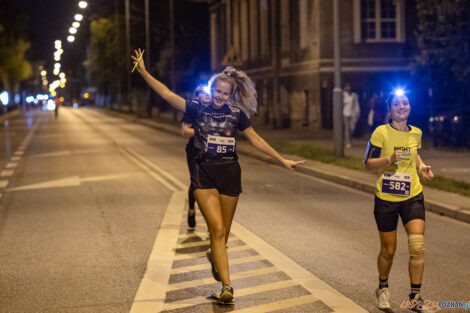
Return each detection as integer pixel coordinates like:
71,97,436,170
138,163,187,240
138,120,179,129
203,85,211,96
393,88,405,97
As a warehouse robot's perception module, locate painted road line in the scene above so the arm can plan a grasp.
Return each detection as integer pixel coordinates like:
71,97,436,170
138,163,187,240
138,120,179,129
231,222,368,313
162,279,299,311
129,191,186,313
6,162,17,169
11,156,21,161
0,170,14,177
167,267,279,292
122,147,186,190
171,255,265,275
231,294,319,313
14,151,24,156
0,180,8,188
119,147,178,192
177,232,210,239
175,237,238,249
173,245,252,261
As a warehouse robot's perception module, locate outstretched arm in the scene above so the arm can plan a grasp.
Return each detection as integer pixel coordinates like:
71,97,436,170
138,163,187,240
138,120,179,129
243,127,304,171
416,154,433,181
131,48,186,112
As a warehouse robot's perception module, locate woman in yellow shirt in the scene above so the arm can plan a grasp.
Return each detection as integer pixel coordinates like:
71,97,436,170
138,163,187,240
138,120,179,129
364,89,434,313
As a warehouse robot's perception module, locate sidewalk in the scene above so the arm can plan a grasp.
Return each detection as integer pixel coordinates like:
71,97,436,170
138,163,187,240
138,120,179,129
93,108,470,224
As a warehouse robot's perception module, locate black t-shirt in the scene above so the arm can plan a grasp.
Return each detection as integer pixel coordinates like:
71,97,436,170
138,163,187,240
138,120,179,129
185,100,250,161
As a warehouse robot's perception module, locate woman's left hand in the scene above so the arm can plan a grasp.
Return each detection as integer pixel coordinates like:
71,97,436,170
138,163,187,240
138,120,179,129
282,159,305,171
420,164,434,181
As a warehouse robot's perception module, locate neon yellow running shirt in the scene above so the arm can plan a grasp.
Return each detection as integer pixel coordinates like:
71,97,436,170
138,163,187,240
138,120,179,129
369,124,422,202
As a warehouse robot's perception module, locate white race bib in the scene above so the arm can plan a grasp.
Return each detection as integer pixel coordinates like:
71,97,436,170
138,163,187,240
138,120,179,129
381,171,412,196
205,135,235,154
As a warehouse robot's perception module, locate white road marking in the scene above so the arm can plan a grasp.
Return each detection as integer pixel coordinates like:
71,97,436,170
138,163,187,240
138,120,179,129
14,151,24,156
231,222,367,313
231,294,319,313
0,180,9,188
6,162,17,169
129,191,186,313
11,156,21,161
173,245,252,261
0,170,14,177
30,150,72,158
170,255,264,275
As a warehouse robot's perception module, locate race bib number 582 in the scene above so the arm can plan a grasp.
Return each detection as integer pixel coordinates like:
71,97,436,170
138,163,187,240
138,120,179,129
381,172,412,196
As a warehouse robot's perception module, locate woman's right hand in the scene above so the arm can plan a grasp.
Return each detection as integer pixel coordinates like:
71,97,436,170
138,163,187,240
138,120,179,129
390,150,403,163
131,48,146,74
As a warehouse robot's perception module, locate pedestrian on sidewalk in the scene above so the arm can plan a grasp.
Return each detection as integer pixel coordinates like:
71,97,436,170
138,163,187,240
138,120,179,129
363,89,434,313
343,83,360,148
181,86,211,229
131,48,304,303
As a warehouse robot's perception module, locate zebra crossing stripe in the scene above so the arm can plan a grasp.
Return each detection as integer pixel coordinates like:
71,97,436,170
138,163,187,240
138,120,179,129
175,237,237,249
230,294,319,313
167,267,279,292
170,255,264,274
173,245,251,261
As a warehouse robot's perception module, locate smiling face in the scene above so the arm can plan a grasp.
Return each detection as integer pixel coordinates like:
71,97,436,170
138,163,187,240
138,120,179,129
389,95,411,122
197,92,211,106
211,79,233,107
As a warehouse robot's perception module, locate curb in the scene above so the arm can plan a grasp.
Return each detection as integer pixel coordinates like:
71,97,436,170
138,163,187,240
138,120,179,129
91,107,470,224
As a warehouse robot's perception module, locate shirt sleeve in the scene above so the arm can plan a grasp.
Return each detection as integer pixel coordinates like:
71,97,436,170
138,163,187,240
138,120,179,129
237,110,251,131
185,100,198,121
369,127,384,148
417,128,422,149
363,127,383,164
181,112,192,124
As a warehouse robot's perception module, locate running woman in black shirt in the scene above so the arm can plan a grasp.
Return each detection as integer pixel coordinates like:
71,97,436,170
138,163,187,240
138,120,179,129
181,86,211,228
132,48,304,303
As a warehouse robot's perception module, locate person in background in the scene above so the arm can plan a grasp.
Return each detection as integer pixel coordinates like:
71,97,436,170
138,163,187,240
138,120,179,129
343,83,360,148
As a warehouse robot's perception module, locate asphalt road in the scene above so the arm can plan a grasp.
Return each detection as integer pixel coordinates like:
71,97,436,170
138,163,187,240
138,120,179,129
0,107,469,313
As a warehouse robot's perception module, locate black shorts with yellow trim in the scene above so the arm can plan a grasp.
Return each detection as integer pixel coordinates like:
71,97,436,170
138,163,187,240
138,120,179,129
374,192,425,232
191,159,242,197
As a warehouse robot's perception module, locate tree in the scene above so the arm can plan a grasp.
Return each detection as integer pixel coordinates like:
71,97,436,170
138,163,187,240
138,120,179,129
414,0,470,108
0,1,32,99
84,15,126,104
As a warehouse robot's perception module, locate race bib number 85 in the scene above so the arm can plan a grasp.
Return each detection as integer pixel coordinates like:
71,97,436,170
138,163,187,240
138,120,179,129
381,172,412,196
205,135,235,154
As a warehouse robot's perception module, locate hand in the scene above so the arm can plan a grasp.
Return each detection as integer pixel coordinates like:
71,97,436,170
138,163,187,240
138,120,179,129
390,150,403,163
420,164,434,181
282,159,305,171
131,48,146,74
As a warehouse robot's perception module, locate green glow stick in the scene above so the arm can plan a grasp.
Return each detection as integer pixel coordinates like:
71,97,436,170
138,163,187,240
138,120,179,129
131,50,145,73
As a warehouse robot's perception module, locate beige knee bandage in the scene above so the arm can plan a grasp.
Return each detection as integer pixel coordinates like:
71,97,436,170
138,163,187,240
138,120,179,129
408,234,425,264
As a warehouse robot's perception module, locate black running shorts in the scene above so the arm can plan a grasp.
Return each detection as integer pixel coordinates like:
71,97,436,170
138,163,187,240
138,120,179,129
192,160,242,197
374,193,425,232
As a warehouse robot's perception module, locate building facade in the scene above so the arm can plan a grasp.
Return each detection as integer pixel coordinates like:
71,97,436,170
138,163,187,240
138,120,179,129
209,0,419,130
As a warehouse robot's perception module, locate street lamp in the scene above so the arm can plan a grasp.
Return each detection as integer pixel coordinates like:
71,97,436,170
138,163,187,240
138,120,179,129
69,27,77,34
73,22,80,28
78,1,88,9
67,35,75,42
74,14,83,21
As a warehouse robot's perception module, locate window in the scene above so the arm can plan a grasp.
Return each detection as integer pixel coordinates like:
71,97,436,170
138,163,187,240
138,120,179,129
355,0,405,43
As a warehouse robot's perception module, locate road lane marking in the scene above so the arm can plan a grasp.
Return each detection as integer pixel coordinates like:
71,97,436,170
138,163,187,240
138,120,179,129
173,245,252,261
0,180,8,188
11,156,21,161
175,237,237,249
231,222,367,313
0,170,14,177
129,191,186,313
6,162,17,169
177,232,209,239
167,267,279,292
162,279,299,311
170,255,265,275
14,151,24,156
231,294,319,313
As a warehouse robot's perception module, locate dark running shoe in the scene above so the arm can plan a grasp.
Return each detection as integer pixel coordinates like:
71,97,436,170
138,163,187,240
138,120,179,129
187,209,196,228
206,249,221,281
219,284,233,303
408,293,432,313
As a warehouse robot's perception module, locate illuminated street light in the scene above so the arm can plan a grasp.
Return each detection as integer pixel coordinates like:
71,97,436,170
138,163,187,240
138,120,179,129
53,69,60,76
59,73,65,78
67,35,75,42
74,14,83,21
78,1,88,9
72,21,80,28
55,40,62,49
54,55,61,61
41,70,47,76
54,63,61,68
69,27,77,34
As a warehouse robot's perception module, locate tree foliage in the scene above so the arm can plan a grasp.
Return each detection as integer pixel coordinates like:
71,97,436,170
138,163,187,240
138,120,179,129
0,0,32,93
84,15,126,95
414,0,470,105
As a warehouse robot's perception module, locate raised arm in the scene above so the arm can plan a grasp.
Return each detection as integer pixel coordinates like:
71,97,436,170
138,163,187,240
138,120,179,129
131,48,186,112
243,127,304,171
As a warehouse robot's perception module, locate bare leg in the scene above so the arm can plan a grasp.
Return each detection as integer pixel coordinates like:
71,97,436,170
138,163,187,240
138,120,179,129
377,230,397,280
405,219,425,284
195,188,231,285
220,194,239,244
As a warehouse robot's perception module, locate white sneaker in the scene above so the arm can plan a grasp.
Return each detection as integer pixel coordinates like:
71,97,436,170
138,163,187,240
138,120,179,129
376,288,391,309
